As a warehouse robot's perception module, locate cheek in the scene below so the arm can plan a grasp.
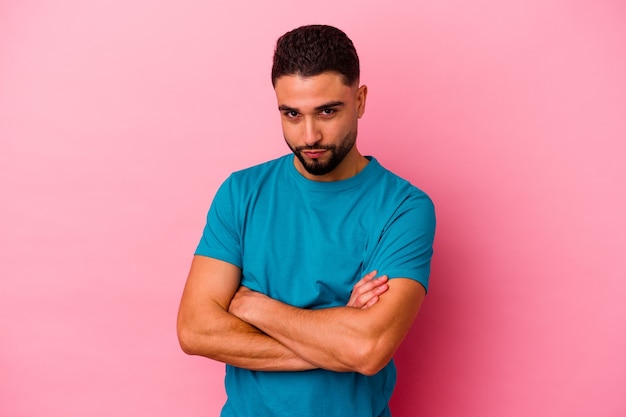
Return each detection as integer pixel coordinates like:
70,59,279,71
281,121,296,138
281,122,303,146
328,118,353,138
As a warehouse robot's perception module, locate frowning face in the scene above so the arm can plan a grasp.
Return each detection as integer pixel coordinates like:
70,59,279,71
274,72,367,181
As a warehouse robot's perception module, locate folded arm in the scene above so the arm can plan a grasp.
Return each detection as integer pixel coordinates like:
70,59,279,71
177,255,314,371
176,255,389,372
229,278,425,376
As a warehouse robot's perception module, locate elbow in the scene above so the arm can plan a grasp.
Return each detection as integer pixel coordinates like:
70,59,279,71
355,358,391,377
177,328,194,355
349,338,395,376
177,321,201,356
359,363,388,377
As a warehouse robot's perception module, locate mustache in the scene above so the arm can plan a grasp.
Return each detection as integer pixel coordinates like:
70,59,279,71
294,145,335,152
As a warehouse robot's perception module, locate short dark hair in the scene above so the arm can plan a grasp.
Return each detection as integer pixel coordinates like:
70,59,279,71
271,25,360,87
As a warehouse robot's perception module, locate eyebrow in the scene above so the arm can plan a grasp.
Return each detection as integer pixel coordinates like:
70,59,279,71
278,101,345,113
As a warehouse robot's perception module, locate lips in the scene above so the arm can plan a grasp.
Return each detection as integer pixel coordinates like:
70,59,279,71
302,150,327,159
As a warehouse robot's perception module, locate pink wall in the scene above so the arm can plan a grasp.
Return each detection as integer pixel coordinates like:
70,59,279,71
1,1,625,416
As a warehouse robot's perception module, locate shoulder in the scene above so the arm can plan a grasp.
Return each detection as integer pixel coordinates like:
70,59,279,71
210,155,294,218
216,155,291,197
369,158,435,213
227,154,291,186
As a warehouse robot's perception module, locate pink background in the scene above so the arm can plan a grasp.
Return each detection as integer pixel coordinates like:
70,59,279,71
1,1,625,416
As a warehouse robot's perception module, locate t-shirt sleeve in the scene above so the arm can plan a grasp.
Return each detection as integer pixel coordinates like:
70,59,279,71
194,175,243,269
367,190,436,292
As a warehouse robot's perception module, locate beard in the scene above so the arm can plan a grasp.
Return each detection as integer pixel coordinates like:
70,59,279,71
286,129,357,176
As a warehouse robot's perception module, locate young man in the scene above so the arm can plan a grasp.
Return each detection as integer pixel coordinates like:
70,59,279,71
177,25,436,417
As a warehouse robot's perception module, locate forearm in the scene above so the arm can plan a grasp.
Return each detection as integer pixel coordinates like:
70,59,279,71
232,296,390,375
230,279,424,375
177,303,316,372
178,256,317,371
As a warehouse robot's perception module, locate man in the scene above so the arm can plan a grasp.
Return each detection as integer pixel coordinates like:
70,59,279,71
177,25,435,417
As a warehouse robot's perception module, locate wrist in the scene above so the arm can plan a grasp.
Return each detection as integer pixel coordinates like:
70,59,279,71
230,287,265,324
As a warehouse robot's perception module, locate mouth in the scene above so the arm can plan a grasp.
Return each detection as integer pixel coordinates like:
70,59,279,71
301,149,328,159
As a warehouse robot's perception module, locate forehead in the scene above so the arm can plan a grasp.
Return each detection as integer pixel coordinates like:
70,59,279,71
274,72,354,109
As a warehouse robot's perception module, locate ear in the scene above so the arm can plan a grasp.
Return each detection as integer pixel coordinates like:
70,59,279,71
356,85,368,118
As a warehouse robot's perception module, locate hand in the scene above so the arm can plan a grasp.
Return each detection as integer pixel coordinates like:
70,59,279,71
346,270,389,309
228,285,258,321
229,271,389,320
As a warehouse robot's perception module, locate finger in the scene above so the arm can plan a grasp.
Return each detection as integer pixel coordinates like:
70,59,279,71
362,295,379,309
347,277,389,308
357,281,389,306
352,275,388,298
351,270,378,291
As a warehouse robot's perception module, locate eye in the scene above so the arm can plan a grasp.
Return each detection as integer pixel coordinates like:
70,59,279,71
319,108,336,117
283,110,300,119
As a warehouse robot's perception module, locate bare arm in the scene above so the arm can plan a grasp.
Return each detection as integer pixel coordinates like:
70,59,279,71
176,255,389,371
229,278,425,376
177,255,315,371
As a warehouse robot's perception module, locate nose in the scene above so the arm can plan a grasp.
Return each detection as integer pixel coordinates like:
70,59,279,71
303,117,322,147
